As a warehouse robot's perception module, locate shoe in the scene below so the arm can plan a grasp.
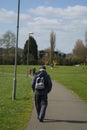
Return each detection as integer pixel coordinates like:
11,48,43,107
38,117,44,122
39,119,43,122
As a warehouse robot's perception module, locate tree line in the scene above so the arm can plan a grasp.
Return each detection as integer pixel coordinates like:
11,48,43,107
0,30,87,66
66,31,87,65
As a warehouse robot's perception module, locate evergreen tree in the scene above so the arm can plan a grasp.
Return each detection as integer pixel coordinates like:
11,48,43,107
23,36,38,64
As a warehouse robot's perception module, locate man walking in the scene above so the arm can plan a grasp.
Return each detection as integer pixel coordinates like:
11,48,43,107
32,66,52,122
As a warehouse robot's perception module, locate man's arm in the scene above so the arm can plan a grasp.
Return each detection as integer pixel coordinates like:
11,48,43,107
46,74,52,93
32,75,36,92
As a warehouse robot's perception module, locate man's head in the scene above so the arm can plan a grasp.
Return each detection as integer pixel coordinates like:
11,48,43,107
40,65,46,71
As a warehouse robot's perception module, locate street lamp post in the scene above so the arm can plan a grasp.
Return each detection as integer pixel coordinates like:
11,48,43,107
26,33,33,77
12,0,20,100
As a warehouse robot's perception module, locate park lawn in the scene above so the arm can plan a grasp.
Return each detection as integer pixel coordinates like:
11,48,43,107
0,65,87,130
0,70,33,130
50,66,87,102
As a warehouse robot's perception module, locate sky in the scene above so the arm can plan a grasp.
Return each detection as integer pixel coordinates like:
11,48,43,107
0,0,87,53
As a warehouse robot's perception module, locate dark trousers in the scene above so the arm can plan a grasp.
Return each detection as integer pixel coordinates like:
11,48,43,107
35,94,48,120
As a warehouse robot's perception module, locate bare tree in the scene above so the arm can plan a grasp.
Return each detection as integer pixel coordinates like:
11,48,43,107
43,48,51,65
73,39,86,63
0,31,16,48
85,31,87,63
85,31,87,47
50,31,56,64
0,31,16,64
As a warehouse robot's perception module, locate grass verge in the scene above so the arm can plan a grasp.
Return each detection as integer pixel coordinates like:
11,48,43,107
0,71,33,130
49,66,87,102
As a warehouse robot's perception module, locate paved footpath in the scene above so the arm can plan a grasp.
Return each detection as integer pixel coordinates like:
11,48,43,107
25,81,87,130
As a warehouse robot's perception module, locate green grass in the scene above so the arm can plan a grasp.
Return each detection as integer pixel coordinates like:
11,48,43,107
0,66,33,130
49,66,87,102
0,65,87,130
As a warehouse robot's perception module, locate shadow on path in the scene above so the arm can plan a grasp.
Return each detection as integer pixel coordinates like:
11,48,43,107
44,119,87,124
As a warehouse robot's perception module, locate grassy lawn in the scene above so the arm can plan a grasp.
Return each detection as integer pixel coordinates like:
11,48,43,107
0,65,33,130
0,65,87,130
49,65,87,102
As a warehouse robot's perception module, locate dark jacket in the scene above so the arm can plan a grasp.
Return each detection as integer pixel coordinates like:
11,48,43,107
32,70,52,95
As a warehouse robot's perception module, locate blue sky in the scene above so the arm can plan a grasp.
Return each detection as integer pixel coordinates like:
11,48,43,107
0,0,87,53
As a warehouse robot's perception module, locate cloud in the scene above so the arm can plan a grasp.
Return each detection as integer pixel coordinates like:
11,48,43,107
0,8,16,23
27,5,87,32
0,5,87,53
28,5,87,19
1,5,87,30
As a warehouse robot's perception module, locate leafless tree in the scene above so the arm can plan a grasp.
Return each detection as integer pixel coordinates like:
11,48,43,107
0,31,16,64
73,39,86,63
85,31,87,63
50,31,56,64
43,48,50,65
85,31,87,47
